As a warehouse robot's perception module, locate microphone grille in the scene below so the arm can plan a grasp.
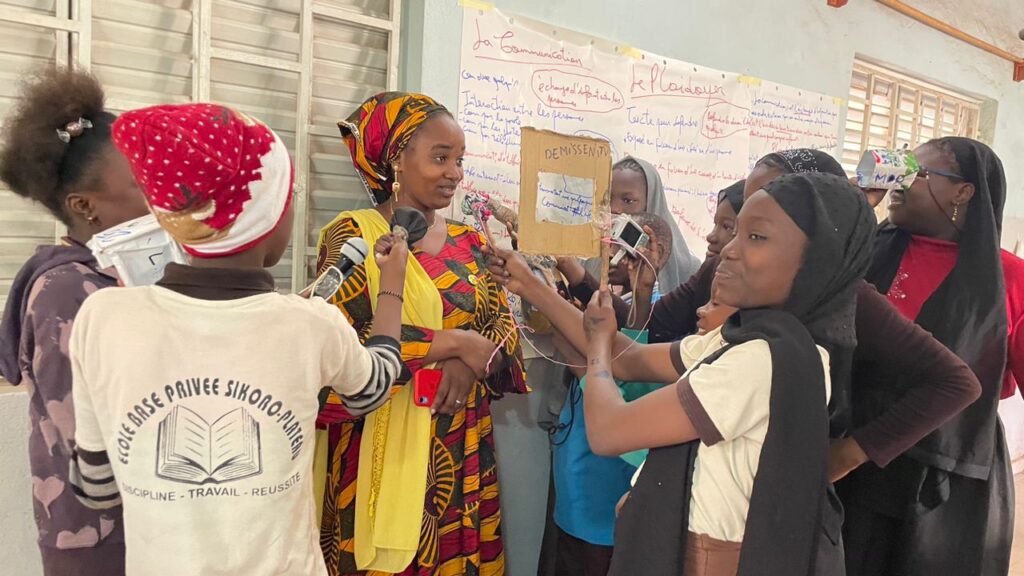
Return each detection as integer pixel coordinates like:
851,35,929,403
340,237,369,265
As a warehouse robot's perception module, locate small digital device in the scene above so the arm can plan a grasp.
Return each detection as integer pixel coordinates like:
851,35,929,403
87,214,186,287
856,148,919,191
305,266,345,300
413,369,443,407
609,215,649,267
297,237,369,299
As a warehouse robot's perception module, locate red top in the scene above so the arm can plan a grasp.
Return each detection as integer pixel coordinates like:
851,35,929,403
886,235,1024,399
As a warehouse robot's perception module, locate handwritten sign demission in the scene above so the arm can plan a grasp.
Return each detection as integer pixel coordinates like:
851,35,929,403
456,7,842,255
537,172,595,226
517,128,608,258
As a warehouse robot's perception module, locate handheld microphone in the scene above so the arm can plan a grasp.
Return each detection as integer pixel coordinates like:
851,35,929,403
461,190,518,247
461,191,518,229
391,207,429,246
301,237,369,299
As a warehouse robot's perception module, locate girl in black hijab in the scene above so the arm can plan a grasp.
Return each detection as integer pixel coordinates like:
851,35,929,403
583,173,876,576
840,137,1022,576
744,148,848,196
704,180,744,258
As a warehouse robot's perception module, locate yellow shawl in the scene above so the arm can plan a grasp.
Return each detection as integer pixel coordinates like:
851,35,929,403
315,208,440,571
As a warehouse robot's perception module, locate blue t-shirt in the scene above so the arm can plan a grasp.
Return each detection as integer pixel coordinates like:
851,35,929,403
553,378,637,545
552,323,663,546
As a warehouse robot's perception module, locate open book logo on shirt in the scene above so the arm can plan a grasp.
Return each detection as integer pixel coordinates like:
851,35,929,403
155,406,262,485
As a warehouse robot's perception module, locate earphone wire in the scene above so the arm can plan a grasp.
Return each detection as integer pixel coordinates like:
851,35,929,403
490,236,657,373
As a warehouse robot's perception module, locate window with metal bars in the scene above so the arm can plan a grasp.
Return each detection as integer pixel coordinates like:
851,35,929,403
842,60,982,174
0,0,400,314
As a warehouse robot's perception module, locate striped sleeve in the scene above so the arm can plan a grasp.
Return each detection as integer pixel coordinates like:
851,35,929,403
69,448,122,510
69,299,120,510
332,335,403,416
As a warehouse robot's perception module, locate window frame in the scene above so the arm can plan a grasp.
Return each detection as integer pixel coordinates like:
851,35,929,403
842,59,983,174
0,0,401,300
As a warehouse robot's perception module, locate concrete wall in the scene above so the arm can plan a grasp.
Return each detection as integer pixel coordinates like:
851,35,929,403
400,0,1024,216
0,387,43,575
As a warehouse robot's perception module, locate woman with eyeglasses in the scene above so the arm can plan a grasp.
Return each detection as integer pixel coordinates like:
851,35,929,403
839,137,1024,576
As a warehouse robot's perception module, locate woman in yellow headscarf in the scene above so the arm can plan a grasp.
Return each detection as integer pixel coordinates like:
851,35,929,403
315,92,526,576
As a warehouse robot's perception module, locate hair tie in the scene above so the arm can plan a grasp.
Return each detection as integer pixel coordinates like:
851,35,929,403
56,117,93,143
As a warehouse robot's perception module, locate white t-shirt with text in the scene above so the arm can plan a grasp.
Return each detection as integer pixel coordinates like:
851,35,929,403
71,286,396,575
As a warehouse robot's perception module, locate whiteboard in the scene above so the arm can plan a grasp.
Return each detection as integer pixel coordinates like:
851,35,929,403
455,6,843,256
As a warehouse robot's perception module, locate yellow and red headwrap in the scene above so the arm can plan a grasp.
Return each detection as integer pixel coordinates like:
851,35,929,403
339,92,449,205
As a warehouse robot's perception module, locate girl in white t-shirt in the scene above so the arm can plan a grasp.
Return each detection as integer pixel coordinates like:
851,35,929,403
67,104,408,576
583,172,877,576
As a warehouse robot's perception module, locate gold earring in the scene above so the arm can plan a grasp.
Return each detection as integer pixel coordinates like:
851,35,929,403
390,163,402,204
952,203,959,223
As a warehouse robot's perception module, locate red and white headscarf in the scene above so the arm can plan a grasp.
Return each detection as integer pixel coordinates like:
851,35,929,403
111,103,293,258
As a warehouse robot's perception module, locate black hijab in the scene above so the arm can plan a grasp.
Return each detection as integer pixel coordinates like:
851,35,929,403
721,157,856,437
865,137,1007,480
612,173,876,575
757,149,855,436
761,148,847,178
717,179,745,214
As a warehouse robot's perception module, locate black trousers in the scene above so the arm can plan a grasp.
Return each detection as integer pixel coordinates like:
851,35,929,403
553,527,614,576
840,421,1014,576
